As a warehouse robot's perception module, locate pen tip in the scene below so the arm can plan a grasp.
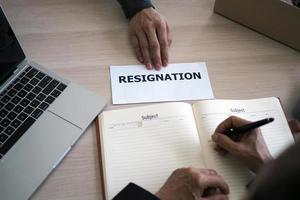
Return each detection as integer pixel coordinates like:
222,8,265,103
269,118,274,122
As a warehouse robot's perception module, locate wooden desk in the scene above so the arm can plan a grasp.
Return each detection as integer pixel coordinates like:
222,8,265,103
1,0,299,199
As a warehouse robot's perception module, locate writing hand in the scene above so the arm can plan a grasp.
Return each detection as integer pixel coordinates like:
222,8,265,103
212,116,273,173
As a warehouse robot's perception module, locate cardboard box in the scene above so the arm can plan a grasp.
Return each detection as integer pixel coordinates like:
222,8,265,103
214,0,300,51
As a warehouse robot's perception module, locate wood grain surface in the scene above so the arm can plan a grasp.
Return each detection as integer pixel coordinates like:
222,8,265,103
0,0,299,199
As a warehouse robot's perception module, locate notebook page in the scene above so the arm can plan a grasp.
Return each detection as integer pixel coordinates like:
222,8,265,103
101,103,205,199
192,97,294,200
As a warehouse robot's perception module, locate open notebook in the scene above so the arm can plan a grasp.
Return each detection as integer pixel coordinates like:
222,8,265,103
96,97,294,200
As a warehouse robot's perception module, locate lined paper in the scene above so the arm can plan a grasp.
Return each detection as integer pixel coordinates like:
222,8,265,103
193,98,294,200
101,103,204,199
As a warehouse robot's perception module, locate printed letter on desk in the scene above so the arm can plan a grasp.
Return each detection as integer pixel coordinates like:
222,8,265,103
110,62,214,104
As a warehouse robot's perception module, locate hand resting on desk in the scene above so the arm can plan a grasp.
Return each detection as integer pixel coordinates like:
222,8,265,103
156,168,229,200
129,8,171,70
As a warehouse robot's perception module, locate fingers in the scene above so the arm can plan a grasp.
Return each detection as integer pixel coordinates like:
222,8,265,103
214,116,252,134
157,22,169,67
212,133,241,155
163,168,229,200
203,194,229,200
129,8,171,70
192,169,229,195
166,22,172,47
214,144,228,155
130,35,143,63
212,116,256,154
145,27,162,70
200,174,230,195
206,169,218,176
136,32,152,70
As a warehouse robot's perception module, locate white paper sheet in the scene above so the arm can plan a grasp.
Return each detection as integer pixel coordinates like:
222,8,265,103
110,62,214,104
101,103,204,199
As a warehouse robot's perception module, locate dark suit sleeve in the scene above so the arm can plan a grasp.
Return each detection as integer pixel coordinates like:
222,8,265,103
117,0,154,18
113,183,160,200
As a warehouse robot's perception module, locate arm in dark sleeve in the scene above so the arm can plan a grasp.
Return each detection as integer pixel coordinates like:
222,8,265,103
113,183,160,200
117,0,154,18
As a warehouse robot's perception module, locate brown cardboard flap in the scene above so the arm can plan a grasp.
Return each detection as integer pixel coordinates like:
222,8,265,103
214,0,300,51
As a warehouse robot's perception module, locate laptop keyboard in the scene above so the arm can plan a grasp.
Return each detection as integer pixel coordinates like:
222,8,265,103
0,66,67,159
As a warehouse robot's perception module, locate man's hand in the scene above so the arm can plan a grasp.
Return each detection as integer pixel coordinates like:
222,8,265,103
212,116,273,173
156,168,229,200
129,8,171,70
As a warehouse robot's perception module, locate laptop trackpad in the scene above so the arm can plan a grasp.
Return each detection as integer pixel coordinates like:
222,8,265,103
49,83,106,129
1,111,81,198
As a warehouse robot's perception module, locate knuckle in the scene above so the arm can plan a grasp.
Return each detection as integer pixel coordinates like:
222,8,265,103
172,168,185,176
212,133,219,142
174,168,183,173
150,42,159,50
196,175,204,187
229,116,236,121
156,20,165,29
207,169,217,175
140,42,149,49
190,168,202,179
186,167,194,174
234,145,244,154
160,40,168,48
143,23,154,31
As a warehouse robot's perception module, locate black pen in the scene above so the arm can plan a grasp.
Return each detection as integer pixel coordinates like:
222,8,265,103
226,117,274,138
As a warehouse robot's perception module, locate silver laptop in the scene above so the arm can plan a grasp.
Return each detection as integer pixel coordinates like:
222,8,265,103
0,7,106,199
